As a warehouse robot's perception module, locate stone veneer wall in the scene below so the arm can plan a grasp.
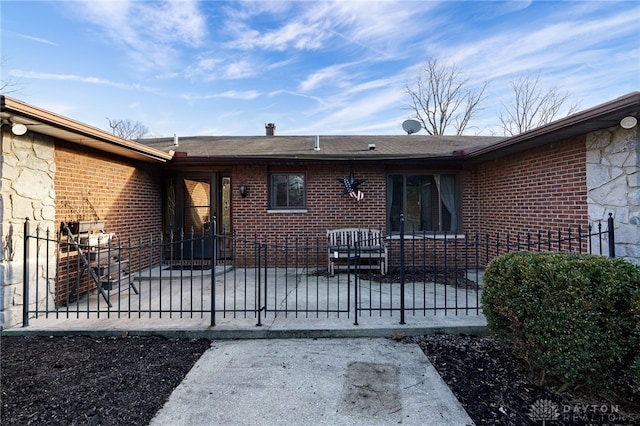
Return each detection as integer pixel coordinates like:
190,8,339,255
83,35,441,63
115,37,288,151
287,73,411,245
586,125,640,264
0,130,57,329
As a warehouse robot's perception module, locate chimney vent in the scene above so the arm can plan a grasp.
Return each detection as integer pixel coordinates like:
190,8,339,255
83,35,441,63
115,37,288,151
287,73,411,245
314,135,320,151
265,123,276,136
173,134,179,146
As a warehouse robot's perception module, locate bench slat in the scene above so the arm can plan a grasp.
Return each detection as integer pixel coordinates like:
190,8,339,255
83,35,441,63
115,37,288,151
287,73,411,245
327,228,387,275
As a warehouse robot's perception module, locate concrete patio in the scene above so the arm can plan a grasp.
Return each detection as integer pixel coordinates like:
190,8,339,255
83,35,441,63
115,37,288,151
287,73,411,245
5,266,487,339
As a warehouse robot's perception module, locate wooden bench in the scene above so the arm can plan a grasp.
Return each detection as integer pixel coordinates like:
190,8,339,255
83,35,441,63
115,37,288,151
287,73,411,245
327,228,387,275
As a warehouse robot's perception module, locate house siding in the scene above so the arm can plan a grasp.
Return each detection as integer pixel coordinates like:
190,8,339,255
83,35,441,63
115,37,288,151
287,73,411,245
474,137,589,236
55,141,163,238
0,131,57,329
54,141,163,306
232,164,387,240
586,126,640,264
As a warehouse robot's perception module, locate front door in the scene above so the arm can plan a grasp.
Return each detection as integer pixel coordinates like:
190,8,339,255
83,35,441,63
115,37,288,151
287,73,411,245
164,173,234,261
164,174,214,260
182,176,214,259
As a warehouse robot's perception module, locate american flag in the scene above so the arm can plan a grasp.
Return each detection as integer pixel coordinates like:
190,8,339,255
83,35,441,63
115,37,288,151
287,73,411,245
343,178,364,201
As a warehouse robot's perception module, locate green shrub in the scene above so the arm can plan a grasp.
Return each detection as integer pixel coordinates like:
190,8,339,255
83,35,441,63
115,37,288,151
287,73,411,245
482,251,640,388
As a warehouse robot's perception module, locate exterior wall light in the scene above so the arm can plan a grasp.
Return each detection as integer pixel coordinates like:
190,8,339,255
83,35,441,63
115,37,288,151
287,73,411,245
11,123,27,135
239,184,248,198
620,116,637,129
1,120,28,136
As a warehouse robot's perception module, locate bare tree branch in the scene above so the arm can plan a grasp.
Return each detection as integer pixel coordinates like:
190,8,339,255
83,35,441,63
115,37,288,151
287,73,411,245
0,58,23,95
106,118,149,140
499,75,581,136
405,58,488,135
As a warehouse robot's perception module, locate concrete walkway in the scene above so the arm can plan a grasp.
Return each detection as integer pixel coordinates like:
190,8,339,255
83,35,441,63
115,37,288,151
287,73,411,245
150,338,475,426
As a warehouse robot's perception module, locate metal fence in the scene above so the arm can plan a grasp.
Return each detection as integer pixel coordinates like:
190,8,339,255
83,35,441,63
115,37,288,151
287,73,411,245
21,214,616,327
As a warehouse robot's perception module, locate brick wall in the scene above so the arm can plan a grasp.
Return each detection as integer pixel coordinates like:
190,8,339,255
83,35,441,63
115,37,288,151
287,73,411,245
228,143,591,269
232,164,387,241
231,164,387,266
54,141,163,304
55,141,163,239
470,136,589,259
474,137,588,234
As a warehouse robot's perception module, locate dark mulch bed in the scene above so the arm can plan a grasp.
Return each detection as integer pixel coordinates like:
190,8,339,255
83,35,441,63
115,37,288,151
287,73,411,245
1,335,211,425
410,334,640,426
311,267,479,289
2,334,638,425
363,268,479,289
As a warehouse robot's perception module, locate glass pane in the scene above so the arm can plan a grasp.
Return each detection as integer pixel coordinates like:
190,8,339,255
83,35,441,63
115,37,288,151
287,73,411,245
388,174,442,232
271,175,288,207
222,177,231,234
289,174,305,207
440,174,456,232
388,175,403,232
420,176,435,231
183,178,210,232
405,176,422,231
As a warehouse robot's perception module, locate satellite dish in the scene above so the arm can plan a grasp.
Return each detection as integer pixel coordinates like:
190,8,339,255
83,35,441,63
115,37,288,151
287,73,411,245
402,119,421,135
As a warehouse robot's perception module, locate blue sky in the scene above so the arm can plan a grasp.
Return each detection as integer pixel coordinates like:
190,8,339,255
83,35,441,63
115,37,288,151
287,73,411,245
1,1,639,137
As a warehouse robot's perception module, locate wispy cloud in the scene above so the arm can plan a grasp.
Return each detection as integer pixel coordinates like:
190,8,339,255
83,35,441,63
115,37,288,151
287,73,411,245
221,0,438,58
13,32,57,46
223,60,258,79
184,55,260,81
71,0,207,70
448,8,639,80
3,0,637,137
290,85,407,135
299,63,356,92
8,70,158,93
224,17,329,52
180,90,261,101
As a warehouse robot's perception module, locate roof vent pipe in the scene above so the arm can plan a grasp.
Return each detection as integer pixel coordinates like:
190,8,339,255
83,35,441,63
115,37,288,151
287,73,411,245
173,134,179,146
314,135,320,151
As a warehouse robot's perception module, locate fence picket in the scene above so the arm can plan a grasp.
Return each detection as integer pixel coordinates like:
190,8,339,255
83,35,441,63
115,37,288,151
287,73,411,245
21,217,617,327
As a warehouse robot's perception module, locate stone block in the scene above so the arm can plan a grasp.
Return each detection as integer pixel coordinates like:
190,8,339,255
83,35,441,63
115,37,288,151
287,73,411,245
33,140,54,160
12,169,52,200
11,194,34,220
586,164,610,189
0,261,23,285
588,177,628,206
586,130,612,150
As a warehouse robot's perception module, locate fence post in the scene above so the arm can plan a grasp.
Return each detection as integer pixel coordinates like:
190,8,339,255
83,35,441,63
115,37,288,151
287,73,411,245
607,213,615,258
256,243,263,327
210,216,216,327
22,218,30,327
399,214,405,325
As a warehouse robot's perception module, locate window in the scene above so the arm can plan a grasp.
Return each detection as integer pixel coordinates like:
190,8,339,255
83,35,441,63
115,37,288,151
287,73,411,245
269,173,306,209
387,174,458,232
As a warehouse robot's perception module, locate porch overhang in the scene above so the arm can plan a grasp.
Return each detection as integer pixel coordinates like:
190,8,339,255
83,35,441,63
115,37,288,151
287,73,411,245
463,91,640,162
157,153,469,169
1,96,173,163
